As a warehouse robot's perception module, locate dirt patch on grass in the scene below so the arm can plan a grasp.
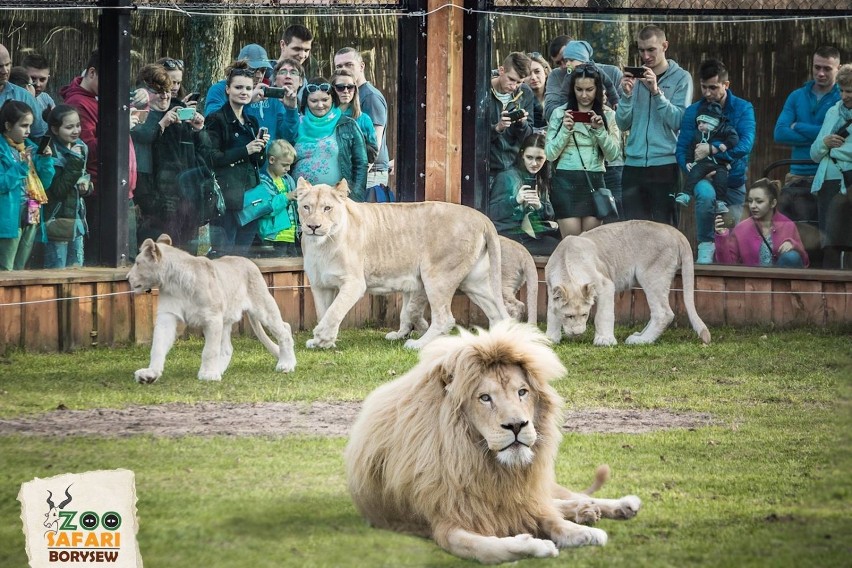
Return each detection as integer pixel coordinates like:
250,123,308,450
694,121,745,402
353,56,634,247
0,402,714,438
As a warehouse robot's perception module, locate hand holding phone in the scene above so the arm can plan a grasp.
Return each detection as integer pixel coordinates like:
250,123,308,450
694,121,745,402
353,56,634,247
36,135,52,155
257,127,269,140
570,111,593,123
623,66,647,78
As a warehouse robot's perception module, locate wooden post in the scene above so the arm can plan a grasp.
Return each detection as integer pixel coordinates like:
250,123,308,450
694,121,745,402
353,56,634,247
424,0,465,203
461,0,492,210
96,0,133,267
397,0,428,202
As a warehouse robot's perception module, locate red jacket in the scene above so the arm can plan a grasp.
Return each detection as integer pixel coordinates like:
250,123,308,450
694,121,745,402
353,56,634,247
714,211,809,267
60,76,137,197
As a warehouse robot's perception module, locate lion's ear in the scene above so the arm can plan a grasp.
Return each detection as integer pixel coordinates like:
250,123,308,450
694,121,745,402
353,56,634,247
582,282,596,301
156,234,172,246
552,285,566,301
139,238,162,262
334,178,351,197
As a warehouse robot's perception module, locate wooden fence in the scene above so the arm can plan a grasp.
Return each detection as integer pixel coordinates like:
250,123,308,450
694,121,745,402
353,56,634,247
1,259,848,354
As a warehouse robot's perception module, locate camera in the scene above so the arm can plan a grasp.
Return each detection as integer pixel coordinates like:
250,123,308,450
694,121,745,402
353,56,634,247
505,102,525,122
176,107,196,121
623,66,646,78
263,86,288,98
570,110,593,123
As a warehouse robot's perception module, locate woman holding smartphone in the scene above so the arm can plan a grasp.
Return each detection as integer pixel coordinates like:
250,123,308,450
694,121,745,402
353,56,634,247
205,61,269,256
488,133,560,255
545,63,620,237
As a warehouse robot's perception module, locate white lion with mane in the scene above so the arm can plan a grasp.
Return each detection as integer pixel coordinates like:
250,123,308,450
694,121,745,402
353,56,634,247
345,321,641,564
296,178,508,349
127,235,296,383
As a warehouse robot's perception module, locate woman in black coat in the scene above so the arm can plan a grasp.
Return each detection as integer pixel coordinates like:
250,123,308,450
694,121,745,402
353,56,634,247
204,62,270,256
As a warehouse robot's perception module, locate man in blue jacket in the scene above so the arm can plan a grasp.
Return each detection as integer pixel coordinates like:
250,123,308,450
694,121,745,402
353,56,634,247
774,46,841,185
676,59,756,264
616,25,693,227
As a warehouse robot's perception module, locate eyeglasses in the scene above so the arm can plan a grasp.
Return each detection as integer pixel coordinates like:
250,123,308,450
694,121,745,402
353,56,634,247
334,83,356,93
305,83,332,93
277,69,301,77
162,58,183,71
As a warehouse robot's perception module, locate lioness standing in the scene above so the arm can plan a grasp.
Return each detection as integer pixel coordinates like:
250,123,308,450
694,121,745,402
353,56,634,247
545,220,711,346
127,235,297,383
296,178,509,349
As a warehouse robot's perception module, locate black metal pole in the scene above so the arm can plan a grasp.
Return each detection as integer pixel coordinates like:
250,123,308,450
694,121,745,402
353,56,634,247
97,0,132,267
396,0,428,202
461,0,492,210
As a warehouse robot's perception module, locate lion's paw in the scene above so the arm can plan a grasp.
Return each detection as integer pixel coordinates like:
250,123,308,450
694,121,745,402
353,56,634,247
384,330,408,341
134,368,161,385
625,333,654,345
508,534,558,559
615,495,642,519
403,338,425,350
275,359,296,373
306,337,336,349
574,502,602,525
197,370,222,381
553,525,608,549
545,332,562,344
593,335,617,347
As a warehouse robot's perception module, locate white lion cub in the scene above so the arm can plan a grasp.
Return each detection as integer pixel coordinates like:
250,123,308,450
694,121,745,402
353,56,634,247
545,220,711,346
127,235,296,383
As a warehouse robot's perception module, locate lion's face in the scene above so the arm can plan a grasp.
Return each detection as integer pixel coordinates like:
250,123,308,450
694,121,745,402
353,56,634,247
295,177,349,241
126,236,170,294
549,282,595,336
463,364,539,468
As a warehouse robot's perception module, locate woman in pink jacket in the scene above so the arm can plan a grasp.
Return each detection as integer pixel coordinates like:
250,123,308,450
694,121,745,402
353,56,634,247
714,178,809,268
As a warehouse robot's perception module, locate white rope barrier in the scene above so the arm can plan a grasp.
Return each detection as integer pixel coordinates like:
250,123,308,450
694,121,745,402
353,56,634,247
0,282,847,308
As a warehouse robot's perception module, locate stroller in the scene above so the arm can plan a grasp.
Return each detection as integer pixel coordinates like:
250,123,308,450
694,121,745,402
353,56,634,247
763,159,823,268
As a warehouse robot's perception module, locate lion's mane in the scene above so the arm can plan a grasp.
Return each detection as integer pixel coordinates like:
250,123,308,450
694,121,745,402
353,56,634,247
345,321,567,539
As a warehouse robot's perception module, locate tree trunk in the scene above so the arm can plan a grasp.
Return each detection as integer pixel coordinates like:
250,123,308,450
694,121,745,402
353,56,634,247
185,14,235,113
583,10,629,67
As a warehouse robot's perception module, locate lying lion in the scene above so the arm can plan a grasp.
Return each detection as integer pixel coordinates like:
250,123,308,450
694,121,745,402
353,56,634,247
545,220,711,346
296,178,508,349
127,235,296,383
346,321,641,564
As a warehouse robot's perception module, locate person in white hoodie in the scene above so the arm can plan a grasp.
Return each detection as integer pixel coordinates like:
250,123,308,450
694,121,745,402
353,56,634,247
615,25,692,227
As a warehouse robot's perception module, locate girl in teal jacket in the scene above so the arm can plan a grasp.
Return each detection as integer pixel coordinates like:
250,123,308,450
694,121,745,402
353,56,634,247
0,100,55,270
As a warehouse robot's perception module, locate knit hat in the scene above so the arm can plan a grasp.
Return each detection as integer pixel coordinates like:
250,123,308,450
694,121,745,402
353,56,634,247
562,40,593,63
237,44,272,70
696,102,724,130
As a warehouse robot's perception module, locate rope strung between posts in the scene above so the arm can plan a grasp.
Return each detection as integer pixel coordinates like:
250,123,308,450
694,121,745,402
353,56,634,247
0,283,848,308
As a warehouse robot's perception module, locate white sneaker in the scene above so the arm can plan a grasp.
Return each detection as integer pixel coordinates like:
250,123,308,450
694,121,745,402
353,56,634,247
696,242,715,264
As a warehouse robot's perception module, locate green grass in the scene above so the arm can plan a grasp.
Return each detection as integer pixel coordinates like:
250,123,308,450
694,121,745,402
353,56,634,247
1,326,850,567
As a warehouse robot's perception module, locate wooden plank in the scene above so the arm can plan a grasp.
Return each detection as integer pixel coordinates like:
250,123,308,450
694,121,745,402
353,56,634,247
613,289,632,326
670,273,688,328
132,288,156,346
743,278,773,323
0,286,23,353
823,282,848,325
694,276,725,326
771,279,795,327
94,282,113,347
631,287,651,328
301,273,317,331
111,281,133,345
24,285,59,352
724,277,747,326
789,280,824,326
271,271,301,329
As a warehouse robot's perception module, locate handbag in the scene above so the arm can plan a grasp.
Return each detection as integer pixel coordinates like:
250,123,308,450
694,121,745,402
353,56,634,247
177,164,225,226
237,183,276,226
43,204,75,242
572,131,619,220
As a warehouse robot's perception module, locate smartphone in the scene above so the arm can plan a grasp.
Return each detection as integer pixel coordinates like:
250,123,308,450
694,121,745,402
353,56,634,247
257,127,269,139
623,66,647,78
176,107,196,121
570,111,593,123
186,92,200,102
263,87,287,98
36,135,52,155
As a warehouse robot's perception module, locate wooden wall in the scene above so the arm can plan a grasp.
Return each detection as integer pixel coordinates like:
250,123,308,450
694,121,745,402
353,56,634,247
1,260,848,354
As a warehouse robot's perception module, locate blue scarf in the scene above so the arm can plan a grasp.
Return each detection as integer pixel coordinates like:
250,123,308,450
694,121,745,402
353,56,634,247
299,107,341,141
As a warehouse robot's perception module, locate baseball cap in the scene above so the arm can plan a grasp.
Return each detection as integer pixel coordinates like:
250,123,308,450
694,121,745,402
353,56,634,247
237,44,272,70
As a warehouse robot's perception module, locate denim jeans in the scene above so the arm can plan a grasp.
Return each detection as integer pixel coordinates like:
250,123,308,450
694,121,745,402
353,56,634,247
695,179,745,243
44,236,85,268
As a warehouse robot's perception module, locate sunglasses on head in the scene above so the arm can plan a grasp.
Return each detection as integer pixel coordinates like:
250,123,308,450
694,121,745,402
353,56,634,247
162,58,183,71
528,51,542,59
334,83,356,92
571,63,599,76
305,83,332,93
228,68,256,78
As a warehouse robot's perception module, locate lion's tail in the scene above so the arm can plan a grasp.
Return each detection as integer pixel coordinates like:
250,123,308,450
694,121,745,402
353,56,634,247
521,249,539,325
584,464,611,495
485,226,511,321
679,236,711,345
248,316,280,358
